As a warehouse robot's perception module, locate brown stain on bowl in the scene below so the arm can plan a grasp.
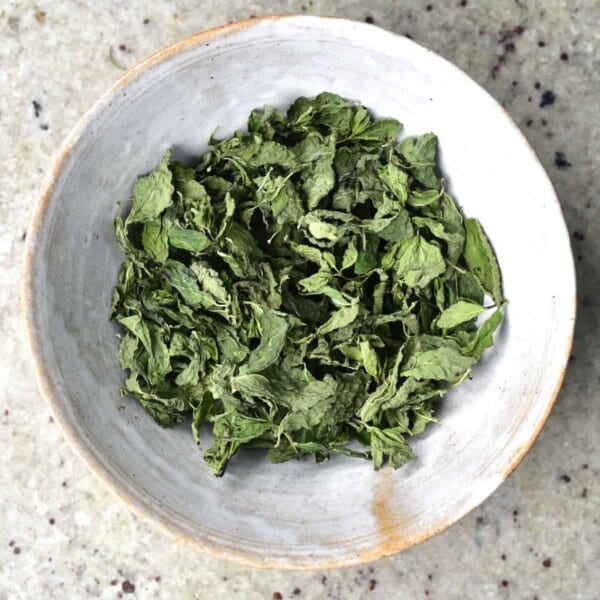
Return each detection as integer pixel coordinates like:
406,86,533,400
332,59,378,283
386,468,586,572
22,14,577,570
372,469,398,549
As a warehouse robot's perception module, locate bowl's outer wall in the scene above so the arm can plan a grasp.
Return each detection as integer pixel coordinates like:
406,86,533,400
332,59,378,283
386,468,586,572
24,16,575,568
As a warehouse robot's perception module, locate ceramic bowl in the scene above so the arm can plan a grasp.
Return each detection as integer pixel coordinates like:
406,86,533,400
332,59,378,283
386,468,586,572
23,16,575,568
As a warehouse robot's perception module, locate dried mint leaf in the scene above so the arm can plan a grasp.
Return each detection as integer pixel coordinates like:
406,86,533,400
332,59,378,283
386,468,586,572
111,92,505,476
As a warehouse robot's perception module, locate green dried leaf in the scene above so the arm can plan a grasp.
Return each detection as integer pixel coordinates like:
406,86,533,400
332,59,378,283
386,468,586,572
243,313,289,374
111,93,505,476
127,151,174,224
318,304,359,335
401,346,475,384
142,219,168,264
393,236,446,288
464,308,504,359
396,132,439,188
378,162,409,203
167,225,211,252
437,300,485,330
464,218,503,305
367,425,416,470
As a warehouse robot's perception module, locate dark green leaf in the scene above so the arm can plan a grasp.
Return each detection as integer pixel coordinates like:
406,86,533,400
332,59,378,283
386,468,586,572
392,236,446,288
243,312,289,374
111,93,505,476
396,133,439,188
436,300,485,330
464,218,503,305
127,151,174,224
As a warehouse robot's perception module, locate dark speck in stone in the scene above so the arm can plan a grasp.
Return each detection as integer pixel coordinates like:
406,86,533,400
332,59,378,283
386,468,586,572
14,547,21,554
501,554,507,560
498,24,525,44
143,18,150,24
560,474,571,483
542,558,552,568
501,580,509,587
369,579,377,590
534,81,541,89
321,575,327,585
428,574,433,580
40,124,49,131
555,152,572,169
512,80,518,86
541,118,547,126
582,488,588,498
526,119,533,127
32,100,42,117
8,540,14,547
426,4,433,11
573,231,585,241
425,591,430,596
273,593,283,600
110,580,117,586
155,576,161,582
122,580,135,594
582,464,589,469
293,588,301,596
365,15,375,24
460,0,467,6
538,40,546,47
505,42,516,52
528,96,532,102
540,90,556,107
476,516,485,525
49,518,55,525
118,44,127,51
62,481,67,487
560,52,569,61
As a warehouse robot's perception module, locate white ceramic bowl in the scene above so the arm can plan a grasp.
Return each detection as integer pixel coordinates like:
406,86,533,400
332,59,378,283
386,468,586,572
24,16,575,568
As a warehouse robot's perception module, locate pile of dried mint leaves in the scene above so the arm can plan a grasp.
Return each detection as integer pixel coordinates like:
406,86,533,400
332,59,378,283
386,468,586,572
111,92,504,476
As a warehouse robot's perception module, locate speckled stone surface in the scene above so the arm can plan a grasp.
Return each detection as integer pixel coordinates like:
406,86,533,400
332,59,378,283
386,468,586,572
1,1,598,598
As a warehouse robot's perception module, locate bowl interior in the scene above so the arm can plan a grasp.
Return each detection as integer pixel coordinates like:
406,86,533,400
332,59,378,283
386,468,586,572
25,16,575,568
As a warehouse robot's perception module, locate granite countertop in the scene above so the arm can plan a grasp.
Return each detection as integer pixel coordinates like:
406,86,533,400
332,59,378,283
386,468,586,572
1,1,598,598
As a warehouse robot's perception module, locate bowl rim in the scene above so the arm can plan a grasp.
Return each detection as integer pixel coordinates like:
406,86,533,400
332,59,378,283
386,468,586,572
22,14,576,569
